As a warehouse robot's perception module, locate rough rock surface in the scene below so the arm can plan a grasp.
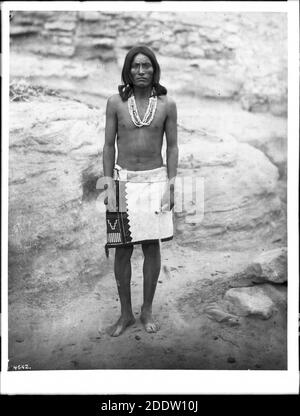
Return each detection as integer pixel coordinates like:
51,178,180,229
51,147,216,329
240,247,287,284
9,52,287,225
224,286,275,319
10,11,287,115
204,303,241,325
9,94,107,299
175,131,285,250
9,53,287,197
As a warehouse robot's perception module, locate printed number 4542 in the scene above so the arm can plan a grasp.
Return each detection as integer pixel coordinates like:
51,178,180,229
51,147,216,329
11,364,31,370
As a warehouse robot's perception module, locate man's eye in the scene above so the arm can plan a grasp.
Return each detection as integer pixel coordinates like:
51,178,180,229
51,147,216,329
131,63,152,70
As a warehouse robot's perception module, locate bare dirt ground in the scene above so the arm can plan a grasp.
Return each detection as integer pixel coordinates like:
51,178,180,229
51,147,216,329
9,240,286,371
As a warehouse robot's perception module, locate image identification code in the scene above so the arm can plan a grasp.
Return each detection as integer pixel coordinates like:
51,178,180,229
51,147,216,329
100,400,199,413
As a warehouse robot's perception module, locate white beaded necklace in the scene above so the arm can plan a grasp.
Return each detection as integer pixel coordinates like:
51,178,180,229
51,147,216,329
128,93,157,128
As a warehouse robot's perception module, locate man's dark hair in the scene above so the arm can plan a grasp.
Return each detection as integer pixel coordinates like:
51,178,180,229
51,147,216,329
118,45,167,101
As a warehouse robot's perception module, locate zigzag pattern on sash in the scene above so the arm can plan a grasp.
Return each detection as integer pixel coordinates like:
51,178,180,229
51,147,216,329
122,181,132,243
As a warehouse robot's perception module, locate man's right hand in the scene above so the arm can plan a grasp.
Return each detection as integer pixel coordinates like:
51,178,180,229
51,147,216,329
104,187,117,211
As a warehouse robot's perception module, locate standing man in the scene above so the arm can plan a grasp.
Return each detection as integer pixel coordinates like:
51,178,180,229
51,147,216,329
102,45,178,336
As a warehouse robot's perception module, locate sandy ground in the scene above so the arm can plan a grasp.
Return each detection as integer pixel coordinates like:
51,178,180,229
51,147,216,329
8,239,286,371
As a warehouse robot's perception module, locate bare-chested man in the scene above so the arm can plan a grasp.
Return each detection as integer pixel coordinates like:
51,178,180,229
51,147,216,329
102,45,178,337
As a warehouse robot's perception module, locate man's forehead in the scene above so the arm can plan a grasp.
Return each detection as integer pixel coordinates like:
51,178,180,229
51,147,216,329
131,53,152,64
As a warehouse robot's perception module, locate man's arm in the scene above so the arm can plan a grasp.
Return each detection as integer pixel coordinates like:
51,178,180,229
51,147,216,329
103,96,117,180
165,97,179,184
161,97,178,211
102,96,117,210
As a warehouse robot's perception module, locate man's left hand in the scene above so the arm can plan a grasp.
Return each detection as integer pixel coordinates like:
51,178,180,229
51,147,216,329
161,187,175,211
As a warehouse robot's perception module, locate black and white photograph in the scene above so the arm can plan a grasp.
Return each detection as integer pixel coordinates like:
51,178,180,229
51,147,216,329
1,1,299,395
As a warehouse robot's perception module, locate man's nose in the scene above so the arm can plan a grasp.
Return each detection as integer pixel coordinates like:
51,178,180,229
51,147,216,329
138,64,145,74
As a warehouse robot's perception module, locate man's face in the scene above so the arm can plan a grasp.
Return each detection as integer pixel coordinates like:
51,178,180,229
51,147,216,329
130,53,154,88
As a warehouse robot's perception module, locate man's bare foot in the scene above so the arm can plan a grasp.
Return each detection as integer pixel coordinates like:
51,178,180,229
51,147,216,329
140,307,160,333
106,315,135,337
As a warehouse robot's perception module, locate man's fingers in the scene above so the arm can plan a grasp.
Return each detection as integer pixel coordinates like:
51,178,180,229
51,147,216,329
161,203,169,211
161,195,174,211
104,194,117,211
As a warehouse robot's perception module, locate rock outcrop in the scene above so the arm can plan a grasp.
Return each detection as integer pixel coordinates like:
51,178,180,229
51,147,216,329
224,286,275,319
174,130,285,250
236,247,287,284
9,91,106,299
10,11,287,115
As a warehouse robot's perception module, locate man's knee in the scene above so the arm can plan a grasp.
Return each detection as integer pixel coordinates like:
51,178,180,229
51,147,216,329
142,241,160,258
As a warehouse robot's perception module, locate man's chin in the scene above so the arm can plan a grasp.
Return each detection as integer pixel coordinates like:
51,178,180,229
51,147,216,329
134,80,152,87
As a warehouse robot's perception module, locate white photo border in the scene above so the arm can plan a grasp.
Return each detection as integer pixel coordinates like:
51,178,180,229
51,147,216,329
1,1,299,395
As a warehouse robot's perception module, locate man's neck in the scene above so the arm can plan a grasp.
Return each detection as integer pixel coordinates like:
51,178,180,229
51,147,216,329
132,86,152,100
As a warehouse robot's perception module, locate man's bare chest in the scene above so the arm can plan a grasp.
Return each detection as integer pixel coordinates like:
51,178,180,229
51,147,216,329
117,100,167,131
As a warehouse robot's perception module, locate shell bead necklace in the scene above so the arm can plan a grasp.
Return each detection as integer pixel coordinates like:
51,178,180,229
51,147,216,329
128,93,157,128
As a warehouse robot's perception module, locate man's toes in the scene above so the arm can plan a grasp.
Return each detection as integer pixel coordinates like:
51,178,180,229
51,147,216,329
111,328,121,337
145,322,160,333
145,325,153,333
107,317,135,337
153,322,160,332
106,323,119,337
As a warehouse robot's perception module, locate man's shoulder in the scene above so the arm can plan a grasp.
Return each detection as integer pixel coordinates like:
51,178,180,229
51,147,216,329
107,94,122,107
159,95,177,108
160,96,177,118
